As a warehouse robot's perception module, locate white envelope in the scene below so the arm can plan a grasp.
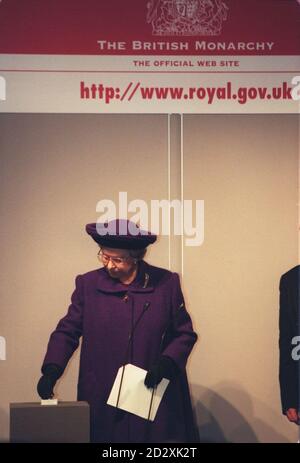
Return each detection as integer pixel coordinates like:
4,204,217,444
107,363,169,421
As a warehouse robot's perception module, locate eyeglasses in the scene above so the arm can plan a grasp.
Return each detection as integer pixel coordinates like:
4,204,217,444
97,250,130,266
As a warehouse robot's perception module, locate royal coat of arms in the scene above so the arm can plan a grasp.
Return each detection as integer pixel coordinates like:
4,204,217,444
147,0,228,36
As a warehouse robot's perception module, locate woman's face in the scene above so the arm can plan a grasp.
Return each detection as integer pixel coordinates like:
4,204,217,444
98,246,137,280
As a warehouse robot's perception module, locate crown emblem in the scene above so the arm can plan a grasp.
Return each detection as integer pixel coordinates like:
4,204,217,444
147,0,228,36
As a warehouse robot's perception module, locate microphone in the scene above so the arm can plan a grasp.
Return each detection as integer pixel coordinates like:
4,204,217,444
111,301,151,440
115,300,151,408
122,300,151,376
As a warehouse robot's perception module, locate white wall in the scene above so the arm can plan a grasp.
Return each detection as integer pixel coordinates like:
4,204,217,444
0,114,298,442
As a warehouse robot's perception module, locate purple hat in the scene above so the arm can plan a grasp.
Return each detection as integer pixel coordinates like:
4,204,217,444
86,219,157,250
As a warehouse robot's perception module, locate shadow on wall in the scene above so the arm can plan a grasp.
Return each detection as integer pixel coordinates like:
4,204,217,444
192,382,290,443
0,407,9,443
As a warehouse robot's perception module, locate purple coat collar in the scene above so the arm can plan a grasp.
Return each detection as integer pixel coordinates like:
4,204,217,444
96,260,154,294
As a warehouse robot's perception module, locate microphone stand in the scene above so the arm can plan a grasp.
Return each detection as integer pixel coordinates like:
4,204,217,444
110,300,151,441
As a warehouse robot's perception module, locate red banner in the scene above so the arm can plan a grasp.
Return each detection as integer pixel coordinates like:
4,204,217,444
0,0,299,56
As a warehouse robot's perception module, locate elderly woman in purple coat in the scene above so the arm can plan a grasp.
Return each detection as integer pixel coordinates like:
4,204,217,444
37,219,198,443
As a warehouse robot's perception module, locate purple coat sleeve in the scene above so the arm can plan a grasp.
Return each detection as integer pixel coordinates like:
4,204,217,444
42,275,84,372
161,272,198,372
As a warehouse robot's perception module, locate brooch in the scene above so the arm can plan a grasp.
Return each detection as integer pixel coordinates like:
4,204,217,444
143,273,150,289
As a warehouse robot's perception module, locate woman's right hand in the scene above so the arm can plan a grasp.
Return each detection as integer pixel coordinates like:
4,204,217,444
37,364,62,399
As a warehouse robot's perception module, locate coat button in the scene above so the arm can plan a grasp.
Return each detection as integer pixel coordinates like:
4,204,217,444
123,294,129,302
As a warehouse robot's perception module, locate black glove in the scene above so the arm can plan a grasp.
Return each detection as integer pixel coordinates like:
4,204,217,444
144,356,179,389
37,364,63,399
